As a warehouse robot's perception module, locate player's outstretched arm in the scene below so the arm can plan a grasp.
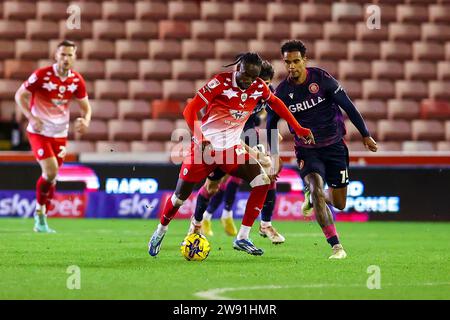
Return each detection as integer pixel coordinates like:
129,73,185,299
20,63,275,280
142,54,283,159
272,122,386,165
182,94,209,149
14,85,43,132
75,97,92,135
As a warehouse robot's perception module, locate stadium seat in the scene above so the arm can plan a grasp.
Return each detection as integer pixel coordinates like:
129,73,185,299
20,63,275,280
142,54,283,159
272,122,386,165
362,80,395,100
108,120,142,141
191,21,224,40
412,42,445,61
372,61,404,80
142,119,176,141
118,100,151,120
159,20,190,40
446,43,450,61
125,21,158,40
248,40,280,60
290,22,323,41
4,1,36,19
92,21,125,40
73,60,104,81
215,40,248,59
15,41,47,60
82,40,115,60
149,40,182,60
225,21,257,40
300,4,331,22
102,2,135,21
347,41,380,60
80,120,108,141
128,80,163,100
139,60,171,80
389,23,421,42
396,81,428,100
429,5,450,23
338,61,371,80
355,22,389,41
363,4,397,23
340,80,362,99
404,61,436,81
200,2,233,21
0,80,21,99
0,100,16,121
135,1,167,20
346,141,369,152
0,21,25,39
308,60,338,78
234,3,266,21
130,141,166,153
387,100,420,120
0,41,14,60
204,60,233,78
380,42,412,61
267,3,299,22
323,22,355,41
172,60,205,80
429,81,450,100
412,120,445,141
422,23,450,42
376,142,402,152
66,141,96,154
353,100,387,120
37,1,67,20
73,2,102,21
447,121,450,141
96,141,130,153
402,141,435,152
95,80,128,100
437,62,450,81
26,21,59,40
89,100,118,120
59,20,93,40
116,40,148,60
344,119,377,141
182,40,215,60
331,3,363,22
162,80,195,101
168,1,199,20
420,100,450,119
397,5,429,23
378,120,412,141
175,119,190,131
315,41,347,60
257,22,290,40
436,141,450,152
151,100,182,120
4,60,36,79
105,60,138,80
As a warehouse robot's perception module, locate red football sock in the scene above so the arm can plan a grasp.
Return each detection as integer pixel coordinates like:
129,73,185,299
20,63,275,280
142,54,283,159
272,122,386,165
241,185,270,227
36,176,53,206
45,183,56,211
160,195,181,226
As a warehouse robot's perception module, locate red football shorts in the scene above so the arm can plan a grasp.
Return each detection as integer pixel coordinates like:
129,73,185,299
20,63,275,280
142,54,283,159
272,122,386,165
27,132,67,167
179,143,251,183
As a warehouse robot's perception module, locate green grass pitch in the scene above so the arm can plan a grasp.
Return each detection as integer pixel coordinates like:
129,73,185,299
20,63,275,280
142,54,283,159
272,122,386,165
0,218,449,300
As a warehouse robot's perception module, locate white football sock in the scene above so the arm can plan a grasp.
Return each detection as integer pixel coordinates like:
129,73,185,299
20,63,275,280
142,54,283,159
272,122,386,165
260,221,272,228
221,209,233,219
204,211,213,221
237,225,251,240
35,203,46,216
157,223,168,235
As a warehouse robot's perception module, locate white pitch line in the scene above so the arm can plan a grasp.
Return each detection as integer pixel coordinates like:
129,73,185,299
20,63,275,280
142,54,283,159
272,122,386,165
194,282,450,300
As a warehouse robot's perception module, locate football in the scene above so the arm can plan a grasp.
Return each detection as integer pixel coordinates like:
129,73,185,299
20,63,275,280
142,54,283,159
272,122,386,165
180,233,211,261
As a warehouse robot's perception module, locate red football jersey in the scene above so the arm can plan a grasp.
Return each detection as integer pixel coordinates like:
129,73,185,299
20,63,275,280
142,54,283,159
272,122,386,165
23,64,87,138
197,71,272,150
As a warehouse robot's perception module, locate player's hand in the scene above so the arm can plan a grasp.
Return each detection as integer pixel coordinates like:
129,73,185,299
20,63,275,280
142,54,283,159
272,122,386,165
301,130,315,145
363,136,378,152
75,117,90,135
268,155,283,183
193,136,212,153
29,116,44,132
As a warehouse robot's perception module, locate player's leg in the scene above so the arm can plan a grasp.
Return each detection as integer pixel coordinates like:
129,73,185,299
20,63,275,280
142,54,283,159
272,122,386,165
220,176,241,236
34,157,58,233
259,181,285,244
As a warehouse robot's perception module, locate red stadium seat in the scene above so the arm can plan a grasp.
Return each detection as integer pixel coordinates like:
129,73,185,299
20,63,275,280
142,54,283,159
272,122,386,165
205,59,233,79
363,80,395,100
323,22,355,41
315,41,347,60
72,2,102,21
267,3,299,22
346,141,369,152
353,100,387,120
125,21,158,40
60,20,93,40
96,141,130,153
436,141,450,152
404,61,436,81
66,141,96,154
437,62,450,81
340,80,362,99
234,3,267,21
0,100,16,122
257,22,290,41
248,40,280,60
118,100,151,120
389,23,421,42
89,100,118,120
142,119,176,141
412,120,445,141
378,120,412,141
95,80,128,100
105,60,138,80
338,61,371,80
429,5,450,23
4,1,36,19
92,21,125,40
128,80,163,100
74,60,105,81
347,41,380,60
377,142,402,152
191,21,224,40
151,100,182,120
26,21,59,40
396,81,428,100
159,20,190,40
139,60,171,80
372,61,404,80
363,4,397,23
446,43,450,60
225,21,257,40
102,2,135,21
290,22,323,41
108,120,142,141
396,5,429,23
412,42,445,61
429,81,450,100
0,41,15,59
402,141,435,152
82,40,115,59
15,40,48,60
422,23,450,42
162,80,195,101
80,120,108,141
0,21,25,39
387,100,420,120
168,2,199,20
331,3,363,22
301,4,331,22
420,100,450,120
172,60,205,80
215,40,248,59
116,40,148,60
4,60,36,79
135,1,167,20
131,141,166,153
182,40,215,60
37,1,67,20
344,119,377,141
270,60,287,80
380,42,412,61
149,40,182,60
308,60,338,78
200,2,233,21
447,121,450,141
355,22,389,41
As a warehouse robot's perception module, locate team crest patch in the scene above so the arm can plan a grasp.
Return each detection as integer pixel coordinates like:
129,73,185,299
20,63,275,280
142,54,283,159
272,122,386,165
241,93,247,102
38,149,44,157
309,83,319,94
59,86,66,93
183,168,188,176
207,78,220,89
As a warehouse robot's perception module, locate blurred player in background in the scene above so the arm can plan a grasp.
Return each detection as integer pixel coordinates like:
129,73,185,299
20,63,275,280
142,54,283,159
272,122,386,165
148,52,314,257
194,60,286,244
267,40,378,259
15,40,91,233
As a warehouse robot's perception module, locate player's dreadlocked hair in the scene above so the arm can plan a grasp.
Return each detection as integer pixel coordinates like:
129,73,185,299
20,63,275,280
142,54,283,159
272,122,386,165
281,40,307,58
223,52,263,68
259,60,274,80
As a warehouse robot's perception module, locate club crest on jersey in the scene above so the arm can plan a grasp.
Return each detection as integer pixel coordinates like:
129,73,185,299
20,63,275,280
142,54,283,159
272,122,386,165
59,86,66,93
229,109,249,120
309,83,319,94
207,78,220,89
241,93,248,102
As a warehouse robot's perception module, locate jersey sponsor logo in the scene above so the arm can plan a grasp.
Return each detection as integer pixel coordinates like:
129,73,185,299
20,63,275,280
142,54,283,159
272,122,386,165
250,90,263,100
207,78,220,89
229,109,249,120
241,93,248,102
222,88,239,99
309,83,319,94
51,99,69,107
288,96,326,112
28,73,38,84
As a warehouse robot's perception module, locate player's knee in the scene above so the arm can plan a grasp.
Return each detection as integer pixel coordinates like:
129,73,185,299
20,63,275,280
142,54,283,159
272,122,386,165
43,170,57,182
171,194,185,207
250,173,270,188
334,198,347,210
205,182,220,195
